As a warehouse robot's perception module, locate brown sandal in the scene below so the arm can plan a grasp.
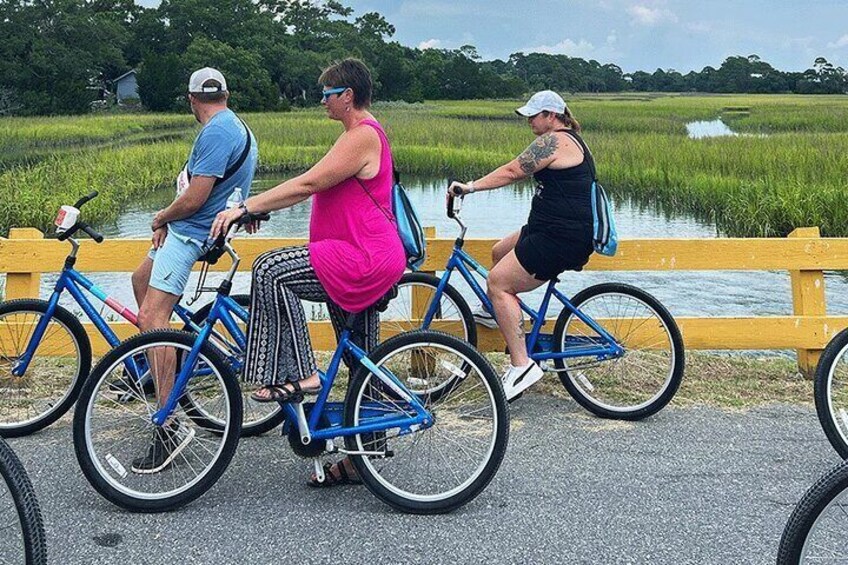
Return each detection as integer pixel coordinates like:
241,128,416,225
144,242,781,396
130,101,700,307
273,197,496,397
307,460,362,488
250,381,321,404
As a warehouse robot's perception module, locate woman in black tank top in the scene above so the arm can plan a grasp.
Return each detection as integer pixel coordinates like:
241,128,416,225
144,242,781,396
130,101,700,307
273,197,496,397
447,90,595,401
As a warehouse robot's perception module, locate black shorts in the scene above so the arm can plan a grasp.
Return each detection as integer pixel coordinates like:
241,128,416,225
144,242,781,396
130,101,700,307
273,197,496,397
514,224,594,281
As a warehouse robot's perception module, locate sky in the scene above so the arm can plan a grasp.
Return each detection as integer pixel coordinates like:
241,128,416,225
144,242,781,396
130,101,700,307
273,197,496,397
137,0,848,73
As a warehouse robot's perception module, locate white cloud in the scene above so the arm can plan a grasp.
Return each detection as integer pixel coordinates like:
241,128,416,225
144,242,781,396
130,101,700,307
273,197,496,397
520,38,597,59
685,21,712,33
418,39,443,50
627,5,678,26
828,34,848,48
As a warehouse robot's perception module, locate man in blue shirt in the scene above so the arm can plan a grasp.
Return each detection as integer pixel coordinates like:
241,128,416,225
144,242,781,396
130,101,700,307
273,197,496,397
129,67,258,474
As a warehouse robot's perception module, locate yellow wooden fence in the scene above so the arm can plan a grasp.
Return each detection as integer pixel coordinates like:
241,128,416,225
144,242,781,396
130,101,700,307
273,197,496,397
1,225,846,375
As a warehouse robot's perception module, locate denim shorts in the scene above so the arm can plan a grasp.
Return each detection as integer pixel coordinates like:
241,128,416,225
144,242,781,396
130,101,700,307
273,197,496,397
147,228,206,296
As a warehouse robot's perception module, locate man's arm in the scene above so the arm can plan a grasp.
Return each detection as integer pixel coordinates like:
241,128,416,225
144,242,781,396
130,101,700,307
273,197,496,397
151,175,216,231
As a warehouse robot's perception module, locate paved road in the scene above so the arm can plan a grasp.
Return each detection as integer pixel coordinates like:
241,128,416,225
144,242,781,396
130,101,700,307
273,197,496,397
5,396,838,564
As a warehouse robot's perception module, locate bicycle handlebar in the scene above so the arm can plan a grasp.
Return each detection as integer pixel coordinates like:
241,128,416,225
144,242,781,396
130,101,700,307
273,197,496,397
447,178,464,219
204,211,271,265
79,223,104,243
73,191,99,210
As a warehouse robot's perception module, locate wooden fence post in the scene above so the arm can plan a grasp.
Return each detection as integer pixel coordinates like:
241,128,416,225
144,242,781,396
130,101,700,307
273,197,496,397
789,227,826,377
4,228,43,300
411,226,437,377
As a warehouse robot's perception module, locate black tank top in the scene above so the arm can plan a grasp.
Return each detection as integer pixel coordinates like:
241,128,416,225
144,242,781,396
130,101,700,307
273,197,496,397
528,129,595,233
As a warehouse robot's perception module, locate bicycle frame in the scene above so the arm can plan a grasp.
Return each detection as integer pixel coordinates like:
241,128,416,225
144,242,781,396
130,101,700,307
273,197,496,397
420,243,623,363
12,266,196,377
152,293,432,439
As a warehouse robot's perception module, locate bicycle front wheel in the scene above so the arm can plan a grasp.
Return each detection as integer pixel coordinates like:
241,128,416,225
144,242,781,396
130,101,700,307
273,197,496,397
0,299,91,437
814,328,848,458
553,283,684,420
344,330,508,514
778,459,848,564
381,272,477,346
186,294,285,437
73,330,242,512
0,437,47,564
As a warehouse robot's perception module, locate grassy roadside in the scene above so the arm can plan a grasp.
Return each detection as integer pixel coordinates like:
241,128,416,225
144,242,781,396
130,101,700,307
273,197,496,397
314,349,814,409
517,351,813,409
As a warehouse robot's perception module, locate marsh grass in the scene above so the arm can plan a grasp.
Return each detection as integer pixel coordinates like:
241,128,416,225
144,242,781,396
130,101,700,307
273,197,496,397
2,94,847,236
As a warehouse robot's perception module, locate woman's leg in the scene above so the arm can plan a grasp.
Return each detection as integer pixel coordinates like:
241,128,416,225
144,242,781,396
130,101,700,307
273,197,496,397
487,250,546,367
244,246,326,395
309,302,380,485
326,302,379,374
491,229,521,267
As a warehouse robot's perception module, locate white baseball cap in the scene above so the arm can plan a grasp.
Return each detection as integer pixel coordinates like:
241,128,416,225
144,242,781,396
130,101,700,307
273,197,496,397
515,90,567,116
188,67,228,94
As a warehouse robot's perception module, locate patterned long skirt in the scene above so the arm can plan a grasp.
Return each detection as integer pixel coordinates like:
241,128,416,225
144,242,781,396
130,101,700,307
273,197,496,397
243,245,378,385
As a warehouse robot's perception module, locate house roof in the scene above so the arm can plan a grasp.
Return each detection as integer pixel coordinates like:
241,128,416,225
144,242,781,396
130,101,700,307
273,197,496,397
113,69,137,83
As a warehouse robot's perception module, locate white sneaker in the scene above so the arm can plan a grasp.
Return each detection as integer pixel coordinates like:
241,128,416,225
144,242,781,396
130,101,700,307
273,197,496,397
501,362,544,401
471,304,499,329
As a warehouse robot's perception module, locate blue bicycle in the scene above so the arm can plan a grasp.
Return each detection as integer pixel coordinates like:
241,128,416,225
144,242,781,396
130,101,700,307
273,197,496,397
72,213,509,514
381,187,684,420
0,192,283,438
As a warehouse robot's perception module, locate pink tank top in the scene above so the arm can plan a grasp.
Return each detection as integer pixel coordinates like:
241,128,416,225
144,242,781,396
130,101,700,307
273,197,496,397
308,119,406,313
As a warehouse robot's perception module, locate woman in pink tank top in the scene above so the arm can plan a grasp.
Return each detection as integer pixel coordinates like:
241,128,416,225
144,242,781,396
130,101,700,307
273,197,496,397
211,59,406,486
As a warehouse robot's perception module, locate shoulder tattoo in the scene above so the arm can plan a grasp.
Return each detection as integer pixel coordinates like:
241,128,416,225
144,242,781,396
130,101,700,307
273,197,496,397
517,133,559,175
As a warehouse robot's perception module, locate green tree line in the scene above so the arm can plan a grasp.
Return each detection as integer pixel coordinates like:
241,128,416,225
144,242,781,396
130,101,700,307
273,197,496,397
0,0,845,116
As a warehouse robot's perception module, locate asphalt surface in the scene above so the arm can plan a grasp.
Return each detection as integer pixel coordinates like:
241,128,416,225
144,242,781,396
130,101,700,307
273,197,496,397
5,396,838,565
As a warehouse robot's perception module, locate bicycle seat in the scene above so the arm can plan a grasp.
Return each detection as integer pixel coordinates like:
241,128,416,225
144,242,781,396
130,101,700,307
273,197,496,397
373,284,399,312
198,247,225,265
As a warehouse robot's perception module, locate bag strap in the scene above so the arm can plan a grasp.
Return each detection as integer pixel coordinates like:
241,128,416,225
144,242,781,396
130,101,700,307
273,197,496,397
218,118,252,185
556,129,597,182
186,118,252,186
355,177,396,226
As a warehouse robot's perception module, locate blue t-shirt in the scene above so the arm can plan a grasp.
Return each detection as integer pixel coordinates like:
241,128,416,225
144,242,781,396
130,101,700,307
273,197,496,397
170,108,258,242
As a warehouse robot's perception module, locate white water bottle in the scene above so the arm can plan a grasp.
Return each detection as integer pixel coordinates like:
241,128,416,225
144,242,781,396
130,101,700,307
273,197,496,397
226,187,244,210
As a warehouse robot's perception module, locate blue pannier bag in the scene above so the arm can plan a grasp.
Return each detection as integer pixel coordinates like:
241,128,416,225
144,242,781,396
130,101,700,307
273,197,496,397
357,169,427,270
591,180,618,256
391,173,427,270
562,130,618,257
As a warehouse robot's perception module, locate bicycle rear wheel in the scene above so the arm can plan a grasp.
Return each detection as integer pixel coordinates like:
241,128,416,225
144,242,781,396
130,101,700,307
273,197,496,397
73,330,241,512
553,283,684,420
814,328,848,458
381,272,477,345
344,330,508,514
778,459,848,564
0,437,47,564
0,299,90,437
185,294,285,437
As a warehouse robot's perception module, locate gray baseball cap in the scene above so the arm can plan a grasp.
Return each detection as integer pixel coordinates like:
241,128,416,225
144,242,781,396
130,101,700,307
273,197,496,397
188,67,228,93
515,90,567,116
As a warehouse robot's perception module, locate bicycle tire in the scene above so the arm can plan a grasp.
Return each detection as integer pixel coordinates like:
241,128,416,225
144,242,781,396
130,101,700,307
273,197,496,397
382,272,477,346
73,329,242,512
0,437,47,564
553,283,684,420
344,330,508,514
185,294,285,437
0,299,91,437
777,459,848,564
814,328,848,458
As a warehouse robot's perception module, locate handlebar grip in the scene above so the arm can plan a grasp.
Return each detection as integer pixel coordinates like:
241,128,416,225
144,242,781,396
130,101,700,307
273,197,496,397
446,178,460,219
73,191,99,209
79,223,103,243
236,211,270,226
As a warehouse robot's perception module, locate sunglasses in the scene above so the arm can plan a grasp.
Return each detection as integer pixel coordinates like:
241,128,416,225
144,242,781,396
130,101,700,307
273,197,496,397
321,87,349,101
